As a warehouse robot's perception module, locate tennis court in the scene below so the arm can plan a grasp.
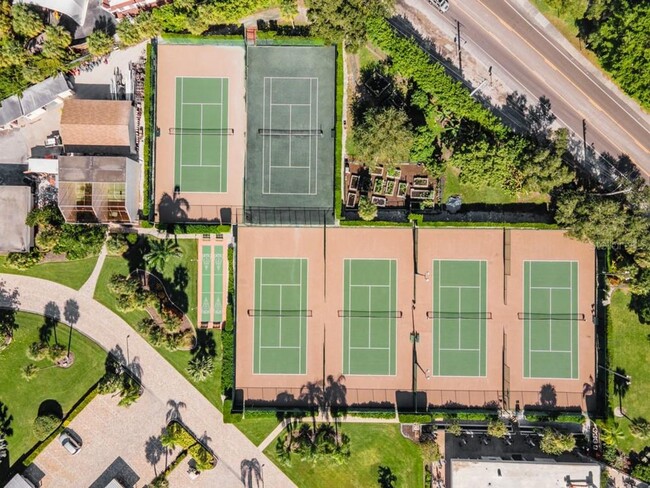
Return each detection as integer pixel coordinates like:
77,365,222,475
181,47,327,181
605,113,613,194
523,261,580,379
252,258,309,375
432,260,488,377
174,77,229,193
342,259,398,376
246,46,336,224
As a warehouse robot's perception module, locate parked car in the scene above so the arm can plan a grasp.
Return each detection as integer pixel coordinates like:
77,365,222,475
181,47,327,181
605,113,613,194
429,0,449,12
58,431,81,455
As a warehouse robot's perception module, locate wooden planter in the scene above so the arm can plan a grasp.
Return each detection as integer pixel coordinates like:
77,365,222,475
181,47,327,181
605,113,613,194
413,177,429,187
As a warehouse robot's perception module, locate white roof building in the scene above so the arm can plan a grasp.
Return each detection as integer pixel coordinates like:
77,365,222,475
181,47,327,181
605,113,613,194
17,0,90,26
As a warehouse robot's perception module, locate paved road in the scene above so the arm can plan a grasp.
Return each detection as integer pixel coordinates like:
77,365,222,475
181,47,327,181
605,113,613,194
400,0,650,176
0,274,296,488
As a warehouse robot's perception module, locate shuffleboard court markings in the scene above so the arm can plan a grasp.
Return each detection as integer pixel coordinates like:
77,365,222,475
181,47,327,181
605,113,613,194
212,246,223,323
253,258,308,375
342,259,397,376
200,245,212,323
432,260,488,377
523,261,579,379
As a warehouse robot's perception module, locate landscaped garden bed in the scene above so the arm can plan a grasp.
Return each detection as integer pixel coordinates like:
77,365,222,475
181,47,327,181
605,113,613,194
373,178,385,195
163,421,216,471
0,312,104,463
385,179,396,196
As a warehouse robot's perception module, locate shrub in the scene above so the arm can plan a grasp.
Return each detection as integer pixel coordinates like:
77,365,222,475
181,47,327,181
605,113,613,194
98,373,122,394
135,317,156,334
186,356,214,382
487,419,508,438
6,250,43,270
35,226,61,253
87,30,114,57
21,363,38,381
420,439,441,463
160,307,182,333
630,419,650,440
106,233,129,256
539,428,575,455
27,341,48,361
47,343,66,362
166,422,195,449
188,443,215,471
25,205,64,227
358,197,378,221
147,326,165,347
446,421,462,437
148,475,170,488
632,463,650,483
117,376,142,407
163,333,182,352
32,414,61,440
54,224,106,259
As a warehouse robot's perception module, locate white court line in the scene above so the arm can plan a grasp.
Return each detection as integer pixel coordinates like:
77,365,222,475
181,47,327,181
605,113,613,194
183,102,223,106
260,345,302,349
530,349,572,353
349,346,391,350
270,103,312,107
439,285,481,289
531,286,573,290
179,78,184,186
439,347,481,352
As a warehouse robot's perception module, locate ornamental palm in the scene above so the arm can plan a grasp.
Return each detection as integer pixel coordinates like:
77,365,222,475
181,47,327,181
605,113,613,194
144,239,182,273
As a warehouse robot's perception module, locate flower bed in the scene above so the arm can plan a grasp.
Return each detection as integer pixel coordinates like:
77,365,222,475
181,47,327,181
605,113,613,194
373,178,385,195
385,179,396,196
397,182,408,198
165,421,216,471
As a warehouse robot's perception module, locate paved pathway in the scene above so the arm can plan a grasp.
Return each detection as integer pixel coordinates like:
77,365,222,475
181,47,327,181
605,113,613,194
0,274,296,488
78,242,107,296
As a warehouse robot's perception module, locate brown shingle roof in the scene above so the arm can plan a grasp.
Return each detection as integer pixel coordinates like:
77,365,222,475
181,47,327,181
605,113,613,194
60,99,132,147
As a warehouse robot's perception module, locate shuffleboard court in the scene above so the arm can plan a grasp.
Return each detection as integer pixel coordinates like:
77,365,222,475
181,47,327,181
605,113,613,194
174,77,229,193
432,260,488,377
523,261,579,379
342,259,397,376
253,258,308,374
246,46,336,224
201,245,212,323
199,243,224,325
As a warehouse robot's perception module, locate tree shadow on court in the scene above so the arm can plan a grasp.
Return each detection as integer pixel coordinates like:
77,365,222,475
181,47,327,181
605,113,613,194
157,192,190,228
539,384,558,408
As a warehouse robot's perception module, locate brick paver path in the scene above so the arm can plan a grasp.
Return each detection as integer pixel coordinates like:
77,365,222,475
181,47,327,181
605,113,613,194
0,274,296,488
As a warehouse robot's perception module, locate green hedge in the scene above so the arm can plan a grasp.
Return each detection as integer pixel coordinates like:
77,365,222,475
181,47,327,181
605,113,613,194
221,247,235,397
341,220,413,227
175,223,231,234
346,410,396,419
399,413,433,423
524,412,584,424
334,43,344,220
143,42,154,220
365,17,505,136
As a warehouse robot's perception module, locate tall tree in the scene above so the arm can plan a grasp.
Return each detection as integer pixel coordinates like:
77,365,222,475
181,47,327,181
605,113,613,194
144,239,182,273
87,30,114,57
41,25,72,60
306,0,394,51
351,107,414,170
11,3,44,39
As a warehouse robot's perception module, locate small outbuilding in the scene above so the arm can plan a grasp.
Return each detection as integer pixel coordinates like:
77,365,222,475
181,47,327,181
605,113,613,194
0,186,34,253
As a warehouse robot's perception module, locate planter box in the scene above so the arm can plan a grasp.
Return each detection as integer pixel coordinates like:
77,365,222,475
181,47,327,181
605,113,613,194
371,166,384,177
397,181,407,198
346,191,358,208
349,174,359,191
373,178,385,195
413,177,429,187
410,188,433,199
386,166,401,178
371,195,387,207
385,179,396,196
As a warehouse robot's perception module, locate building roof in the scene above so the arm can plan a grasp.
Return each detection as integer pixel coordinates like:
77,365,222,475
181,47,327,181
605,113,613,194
60,99,133,148
58,155,132,183
0,186,33,253
0,74,71,127
0,95,23,126
17,0,90,26
450,459,600,488
20,74,71,115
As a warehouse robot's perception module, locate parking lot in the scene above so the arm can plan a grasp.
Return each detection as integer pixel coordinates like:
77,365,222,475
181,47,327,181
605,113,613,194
28,391,173,487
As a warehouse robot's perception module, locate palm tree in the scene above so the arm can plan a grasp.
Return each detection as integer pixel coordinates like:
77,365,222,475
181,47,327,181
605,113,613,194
601,422,625,446
145,239,182,273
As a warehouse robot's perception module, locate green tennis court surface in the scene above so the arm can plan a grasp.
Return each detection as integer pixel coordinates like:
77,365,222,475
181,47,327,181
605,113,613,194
253,258,308,374
174,77,229,193
200,244,223,323
523,261,579,379
343,259,397,376
432,260,487,377
245,46,336,224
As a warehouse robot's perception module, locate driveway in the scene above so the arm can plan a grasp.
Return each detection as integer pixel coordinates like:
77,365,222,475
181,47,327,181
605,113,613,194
0,274,296,488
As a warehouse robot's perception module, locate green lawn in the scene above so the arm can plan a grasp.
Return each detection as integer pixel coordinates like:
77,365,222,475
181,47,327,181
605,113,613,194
443,166,549,205
0,256,99,290
0,312,105,463
235,416,281,446
265,423,424,488
93,238,222,409
607,290,650,452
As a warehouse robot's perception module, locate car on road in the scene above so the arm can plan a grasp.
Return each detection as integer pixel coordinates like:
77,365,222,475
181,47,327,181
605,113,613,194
59,431,81,455
429,0,449,12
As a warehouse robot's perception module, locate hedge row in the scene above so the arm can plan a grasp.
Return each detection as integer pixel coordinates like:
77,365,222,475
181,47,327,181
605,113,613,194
221,247,235,398
334,42,344,220
142,42,154,220
365,17,505,137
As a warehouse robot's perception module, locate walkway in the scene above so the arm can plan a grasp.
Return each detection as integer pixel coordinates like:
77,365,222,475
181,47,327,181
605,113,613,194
0,274,296,488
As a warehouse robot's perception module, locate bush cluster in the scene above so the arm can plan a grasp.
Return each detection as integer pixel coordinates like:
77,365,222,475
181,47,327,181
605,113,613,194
221,247,235,397
163,422,215,471
32,414,61,441
98,359,142,407
275,422,351,466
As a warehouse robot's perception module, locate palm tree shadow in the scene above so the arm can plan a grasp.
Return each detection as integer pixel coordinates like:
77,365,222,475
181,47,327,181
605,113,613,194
613,367,630,416
158,192,190,228
240,458,263,488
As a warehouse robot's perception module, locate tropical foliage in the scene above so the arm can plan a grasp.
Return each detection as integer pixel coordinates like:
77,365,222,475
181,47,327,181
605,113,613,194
32,414,61,440
145,239,183,272
357,197,378,221
539,428,576,455
275,422,351,466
